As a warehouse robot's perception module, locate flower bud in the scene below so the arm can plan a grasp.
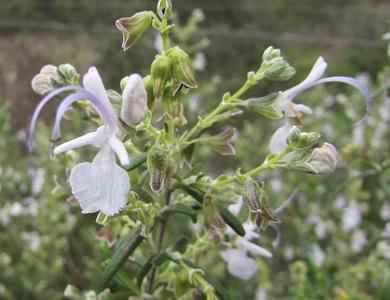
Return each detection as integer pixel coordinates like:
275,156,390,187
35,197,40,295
143,75,155,109
167,47,198,95
247,93,283,119
288,143,338,175
203,193,225,229
31,64,66,95
286,126,321,150
286,125,301,145
121,74,147,125
58,63,79,84
120,76,129,91
151,55,172,101
261,46,295,81
40,65,64,84
147,143,172,193
31,74,54,95
157,0,172,19
116,11,153,51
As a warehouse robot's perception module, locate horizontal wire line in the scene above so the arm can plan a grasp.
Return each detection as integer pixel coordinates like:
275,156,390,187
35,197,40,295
0,2,388,16
0,20,385,49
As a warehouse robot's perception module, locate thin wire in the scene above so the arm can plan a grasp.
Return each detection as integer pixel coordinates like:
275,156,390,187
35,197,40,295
0,20,384,49
199,28,385,49
0,1,387,16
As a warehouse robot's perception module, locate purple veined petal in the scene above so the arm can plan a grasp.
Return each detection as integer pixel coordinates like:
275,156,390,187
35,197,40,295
315,76,372,114
28,85,80,151
108,136,130,166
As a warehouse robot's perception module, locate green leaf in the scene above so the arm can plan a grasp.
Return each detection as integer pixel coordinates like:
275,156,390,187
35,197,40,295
177,184,204,203
183,259,231,300
136,254,155,287
105,226,145,284
162,203,198,222
125,152,148,171
218,205,245,236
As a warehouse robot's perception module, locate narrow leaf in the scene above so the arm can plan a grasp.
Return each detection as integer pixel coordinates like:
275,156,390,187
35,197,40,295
177,184,204,203
162,203,198,222
105,226,144,283
218,205,246,236
136,254,155,287
125,152,148,171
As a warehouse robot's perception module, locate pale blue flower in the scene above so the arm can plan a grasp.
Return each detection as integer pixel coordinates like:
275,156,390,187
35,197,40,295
28,67,147,216
270,57,372,154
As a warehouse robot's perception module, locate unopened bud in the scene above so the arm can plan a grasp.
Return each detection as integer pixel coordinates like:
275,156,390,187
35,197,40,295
120,76,129,91
31,64,67,95
157,0,172,19
143,75,155,109
247,93,283,119
167,47,198,95
147,143,171,193
286,126,301,145
116,11,153,51
261,46,295,81
31,73,54,95
151,55,172,101
292,131,321,150
203,193,225,229
121,74,147,125
58,63,80,84
286,126,321,150
40,65,64,84
288,142,338,175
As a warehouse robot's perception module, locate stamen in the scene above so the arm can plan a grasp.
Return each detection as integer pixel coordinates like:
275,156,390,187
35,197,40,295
28,85,80,151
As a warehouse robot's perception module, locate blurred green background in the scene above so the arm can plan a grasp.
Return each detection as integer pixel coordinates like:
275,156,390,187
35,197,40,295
1,0,390,299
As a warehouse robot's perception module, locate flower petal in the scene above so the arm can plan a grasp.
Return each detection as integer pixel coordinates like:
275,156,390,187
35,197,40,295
108,135,130,166
51,92,94,142
28,85,79,151
121,74,147,125
283,57,327,100
269,123,291,154
221,249,259,280
236,238,273,258
315,76,372,114
228,197,244,215
69,146,130,216
83,67,117,127
53,129,106,155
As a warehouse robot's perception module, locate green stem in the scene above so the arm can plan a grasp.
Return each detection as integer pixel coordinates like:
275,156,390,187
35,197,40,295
145,188,172,294
219,148,291,185
180,79,256,147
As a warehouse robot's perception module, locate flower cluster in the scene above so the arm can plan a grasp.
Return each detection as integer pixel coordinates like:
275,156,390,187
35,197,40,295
26,0,373,298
